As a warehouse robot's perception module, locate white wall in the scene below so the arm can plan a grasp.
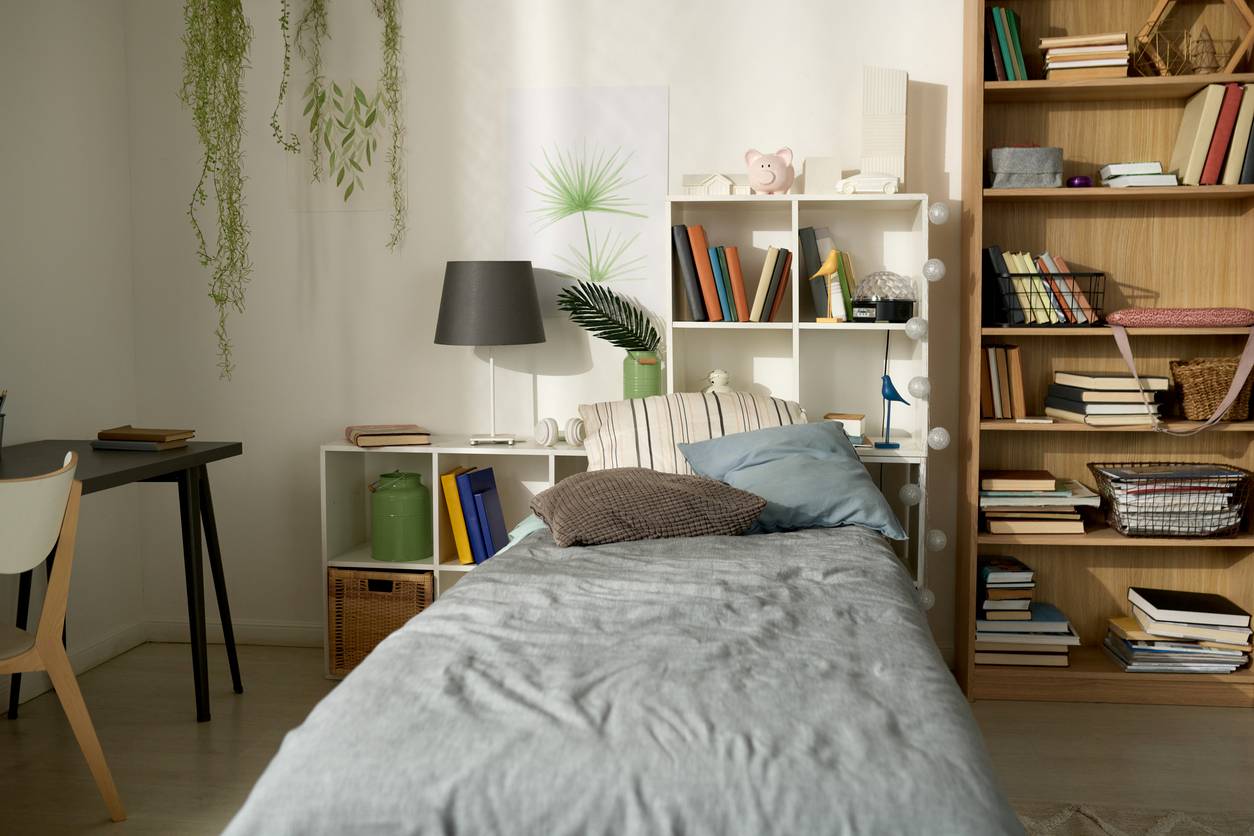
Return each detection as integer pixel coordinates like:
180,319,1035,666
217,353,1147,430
0,0,146,703
93,1,964,655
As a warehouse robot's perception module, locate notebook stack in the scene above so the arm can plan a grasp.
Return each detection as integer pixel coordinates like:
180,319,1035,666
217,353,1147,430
672,224,792,323
1090,463,1247,536
982,245,1098,327
975,563,1081,668
1039,32,1130,80
1104,588,1252,674
92,425,195,452
822,412,870,448
1099,161,1177,189
976,555,1036,622
1044,371,1167,427
440,467,508,565
1170,83,1254,186
979,470,1099,535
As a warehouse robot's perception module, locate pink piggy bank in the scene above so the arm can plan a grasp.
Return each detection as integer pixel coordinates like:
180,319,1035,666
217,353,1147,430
744,147,795,194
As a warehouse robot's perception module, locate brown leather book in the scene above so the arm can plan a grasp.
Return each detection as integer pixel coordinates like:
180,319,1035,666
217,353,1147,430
768,250,793,322
686,225,723,322
97,425,195,443
1005,345,1027,418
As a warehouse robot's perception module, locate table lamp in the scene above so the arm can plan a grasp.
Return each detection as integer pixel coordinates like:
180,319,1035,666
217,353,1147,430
434,261,546,445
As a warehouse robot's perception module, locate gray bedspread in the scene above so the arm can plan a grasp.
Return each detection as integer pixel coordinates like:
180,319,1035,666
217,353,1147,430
226,527,1020,835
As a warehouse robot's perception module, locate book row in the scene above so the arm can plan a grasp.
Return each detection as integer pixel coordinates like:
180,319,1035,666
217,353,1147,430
981,246,1100,327
440,466,508,565
672,224,791,323
1172,83,1254,187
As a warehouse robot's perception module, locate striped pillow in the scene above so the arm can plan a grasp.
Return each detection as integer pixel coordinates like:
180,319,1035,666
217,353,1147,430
578,392,807,474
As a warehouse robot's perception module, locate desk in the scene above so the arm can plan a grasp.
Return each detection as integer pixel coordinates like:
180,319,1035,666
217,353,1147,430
0,440,244,722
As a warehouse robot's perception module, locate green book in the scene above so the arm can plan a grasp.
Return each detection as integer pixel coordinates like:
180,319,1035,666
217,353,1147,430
993,7,1017,81
836,252,855,321
1005,7,1029,81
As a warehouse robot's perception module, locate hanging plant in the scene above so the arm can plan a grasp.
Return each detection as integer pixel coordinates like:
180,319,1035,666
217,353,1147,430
181,0,253,379
373,0,406,248
293,0,329,179
269,0,300,153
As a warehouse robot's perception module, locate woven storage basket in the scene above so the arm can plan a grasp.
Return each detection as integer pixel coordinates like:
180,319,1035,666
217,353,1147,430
1170,357,1254,421
328,568,433,677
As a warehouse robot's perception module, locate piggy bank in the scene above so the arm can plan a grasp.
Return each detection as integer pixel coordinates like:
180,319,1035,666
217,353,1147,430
744,147,795,194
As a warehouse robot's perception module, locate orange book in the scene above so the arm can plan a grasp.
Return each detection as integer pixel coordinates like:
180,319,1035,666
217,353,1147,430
995,347,1013,419
1050,255,1096,322
768,250,793,322
725,246,750,322
686,225,723,322
1035,256,1075,323
1005,345,1027,418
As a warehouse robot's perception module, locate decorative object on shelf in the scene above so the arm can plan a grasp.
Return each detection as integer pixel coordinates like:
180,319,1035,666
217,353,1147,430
1066,175,1093,188
927,201,950,225
565,417,586,447
535,417,588,447
925,529,947,552
905,316,929,341
836,174,900,195
927,427,951,450
1039,31,1130,81
556,280,663,399
853,271,915,323
922,258,946,283
989,146,1064,189
984,247,1105,327
180,0,253,378
800,157,843,194
369,471,432,562
681,173,751,196
907,376,932,400
1171,357,1254,421
435,261,547,445
1134,0,1253,76
534,418,560,447
327,568,432,677
899,482,923,506
859,66,908,186
876,375,911,450
744,148,795,195
703,369,732,395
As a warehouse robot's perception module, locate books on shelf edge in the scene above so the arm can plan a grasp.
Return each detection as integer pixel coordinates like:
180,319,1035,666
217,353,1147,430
345,424,431,447
725,246,750,322
1200,84,1244,186
992,7,1018,81
986,587,1036,601
983,511,1082,521
749,246,779,322
1045,408,1155,426
995,347,1013,416
91,439,189,452
1243,104,1254,184
1048,255,1096,322
1003,7,1029,81
1103,641,1239,674
1043,397,1159,415
985,6,1007,81
1053,371,1168,391
686,225,723,322
1222,85,1254,186
1170,85,1227,186
98,425,195,443
984,611,1032,621
976,652,1070,667
983,598,1032,611
455,469,488,563
1044,58,1129,69
975,640,1068,654
987,347,1004,417
979,554,1034,584
709,246,733,321
1103,173,1179,188
980,350,995,418
976,629,1081,646
980,470,1057,492
1099,162,1163,179
1045,43,1130,58
1128,587,1251,629
1046,66,1129,81
1047,384,1158,404
986,517,1086,534
1110,615,1253,652
670,225,706,321
799,226,824,316
1039,32,1129,50
1132,606,1253,646
977,602,1076,634
823,413,865,437
768,250,792,322
440,467,476,565
1005,345,1026,417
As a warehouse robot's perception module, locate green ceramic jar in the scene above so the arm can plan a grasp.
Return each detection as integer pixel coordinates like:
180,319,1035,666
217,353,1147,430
623,350,663,399
370,471,432,562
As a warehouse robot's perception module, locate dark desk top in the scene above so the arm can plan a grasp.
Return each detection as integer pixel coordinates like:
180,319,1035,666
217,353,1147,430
0,440,243,494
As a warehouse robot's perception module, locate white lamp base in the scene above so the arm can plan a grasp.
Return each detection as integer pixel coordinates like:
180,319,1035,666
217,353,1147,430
470,433,515,446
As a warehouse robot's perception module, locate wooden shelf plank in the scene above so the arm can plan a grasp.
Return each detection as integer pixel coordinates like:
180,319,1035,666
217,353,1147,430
980,419,1254,433
671,321,791,330
983,185,1254,202
984,73,1254,104
977,526,1254,548
980,327,1252,337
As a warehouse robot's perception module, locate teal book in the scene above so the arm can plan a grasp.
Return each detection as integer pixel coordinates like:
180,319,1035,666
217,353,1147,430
716,247,736,319
708,245,733,320
1005,8,1029,81
993,8,1017,81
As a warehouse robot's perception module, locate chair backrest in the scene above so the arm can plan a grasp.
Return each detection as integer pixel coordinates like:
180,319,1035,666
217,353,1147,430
0,452,77,575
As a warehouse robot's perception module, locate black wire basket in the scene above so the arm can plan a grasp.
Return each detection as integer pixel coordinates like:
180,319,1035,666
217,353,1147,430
986,271,1105,327
1088,462,1253,538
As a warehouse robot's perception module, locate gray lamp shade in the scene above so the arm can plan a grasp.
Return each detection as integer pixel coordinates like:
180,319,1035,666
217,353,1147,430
434,261,546,346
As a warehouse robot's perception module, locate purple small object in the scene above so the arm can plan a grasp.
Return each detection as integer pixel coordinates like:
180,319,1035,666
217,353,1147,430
1067,175,1093,188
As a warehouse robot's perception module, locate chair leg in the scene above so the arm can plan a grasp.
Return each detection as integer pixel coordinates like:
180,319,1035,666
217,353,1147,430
42,645,126,822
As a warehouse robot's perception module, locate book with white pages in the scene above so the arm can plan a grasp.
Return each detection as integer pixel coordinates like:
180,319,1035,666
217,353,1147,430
1129,587,1252,628
1099,162,1163,179
978,479,1099,508
1038,252,1087,324
1103,173,1179,187
1132,606,1252,645
1044,58,1130,69
983,599,1032,611
975,629,1081,646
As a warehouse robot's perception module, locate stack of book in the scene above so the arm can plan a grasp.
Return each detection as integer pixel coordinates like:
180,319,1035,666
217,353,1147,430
799,226,856,322
1099,161,1177,189
984,6,1028,81
1044,371,1166,427
440,467,508,565
980,344,1025,419
672,224,792,323
979,470,1099,535
92,425,195,452
1039,32,1129,80
345,424,431,447
822,412,870,448
982,245,1098,327
976,563,1081,667
1090,463,1247,536
1104,588,1252,674
1171,83,1254,186
976,555,1036,623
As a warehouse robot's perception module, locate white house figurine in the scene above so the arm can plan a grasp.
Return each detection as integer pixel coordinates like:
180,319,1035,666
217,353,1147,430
682,173,751,196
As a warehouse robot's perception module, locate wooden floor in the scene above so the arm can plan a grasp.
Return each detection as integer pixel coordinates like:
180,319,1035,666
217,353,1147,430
2,644,1252,833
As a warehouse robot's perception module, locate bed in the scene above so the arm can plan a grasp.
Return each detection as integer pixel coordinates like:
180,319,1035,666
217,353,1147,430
226,523,1019,835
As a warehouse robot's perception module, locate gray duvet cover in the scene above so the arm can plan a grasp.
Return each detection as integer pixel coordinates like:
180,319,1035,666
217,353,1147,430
227,526,1020,835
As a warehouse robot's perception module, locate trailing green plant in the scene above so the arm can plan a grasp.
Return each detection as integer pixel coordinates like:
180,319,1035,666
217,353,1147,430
557,281,660,353
269,0,300,153
373,0,406,248
531,145,645,282
293,0,329,179
181,0,253,379
313,80,383,202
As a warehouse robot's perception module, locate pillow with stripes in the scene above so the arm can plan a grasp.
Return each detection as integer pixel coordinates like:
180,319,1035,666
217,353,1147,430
577,392,806,474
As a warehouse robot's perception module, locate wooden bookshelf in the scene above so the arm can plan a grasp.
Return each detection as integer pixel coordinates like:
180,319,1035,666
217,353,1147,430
960,0,1254,707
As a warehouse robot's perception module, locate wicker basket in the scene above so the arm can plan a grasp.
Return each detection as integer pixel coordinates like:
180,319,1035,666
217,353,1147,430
328,568,433,677
1170,357,1253,421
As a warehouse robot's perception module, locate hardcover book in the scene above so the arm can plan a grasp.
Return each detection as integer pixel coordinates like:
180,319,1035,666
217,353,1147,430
671,224,706,321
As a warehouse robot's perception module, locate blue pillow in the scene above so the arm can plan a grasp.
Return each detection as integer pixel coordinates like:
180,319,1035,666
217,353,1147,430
678,422,906,539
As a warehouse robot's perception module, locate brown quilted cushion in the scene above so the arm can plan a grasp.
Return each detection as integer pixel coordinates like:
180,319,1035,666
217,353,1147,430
530,468,766,547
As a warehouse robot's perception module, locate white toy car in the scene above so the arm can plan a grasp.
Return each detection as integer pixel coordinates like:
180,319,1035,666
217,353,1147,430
836,173,900,195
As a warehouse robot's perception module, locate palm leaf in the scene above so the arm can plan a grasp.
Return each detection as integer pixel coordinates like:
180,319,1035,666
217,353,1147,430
556,228,646,283
556,281,660,352
530,145,646,229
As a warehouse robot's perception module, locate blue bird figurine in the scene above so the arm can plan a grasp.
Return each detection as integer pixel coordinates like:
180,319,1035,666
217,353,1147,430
876,375,910,449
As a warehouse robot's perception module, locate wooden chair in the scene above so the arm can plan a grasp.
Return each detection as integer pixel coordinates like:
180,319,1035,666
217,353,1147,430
0,452,126,822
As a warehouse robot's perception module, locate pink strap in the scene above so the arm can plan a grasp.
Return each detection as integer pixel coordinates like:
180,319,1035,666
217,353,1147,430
1111,325,1254,436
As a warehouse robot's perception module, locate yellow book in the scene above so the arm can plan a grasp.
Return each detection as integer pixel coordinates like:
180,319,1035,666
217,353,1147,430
441,466,476,565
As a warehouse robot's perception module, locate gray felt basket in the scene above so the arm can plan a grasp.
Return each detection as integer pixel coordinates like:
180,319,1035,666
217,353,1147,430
989,146,1063,188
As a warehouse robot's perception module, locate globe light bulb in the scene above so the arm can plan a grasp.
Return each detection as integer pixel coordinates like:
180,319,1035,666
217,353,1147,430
907,376,931,400
925,529,948,552
919,588,937,610
927,427,950,450
904,316,928,341
928,202,950,225
899,483,923,506
923,258,946,283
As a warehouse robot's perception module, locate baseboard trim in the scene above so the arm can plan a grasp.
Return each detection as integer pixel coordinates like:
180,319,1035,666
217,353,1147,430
1,621,148,709
143,618,322,648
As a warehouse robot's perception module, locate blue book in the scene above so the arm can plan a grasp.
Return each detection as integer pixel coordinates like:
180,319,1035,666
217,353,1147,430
708,246,733,320
465,468,507,562
455,469,487,563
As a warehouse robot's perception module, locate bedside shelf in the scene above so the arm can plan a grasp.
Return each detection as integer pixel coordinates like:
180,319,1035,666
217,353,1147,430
984,73,1254,104
983,186,1254,202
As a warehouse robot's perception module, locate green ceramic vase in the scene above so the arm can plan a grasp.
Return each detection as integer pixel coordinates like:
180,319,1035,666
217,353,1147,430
370,471,432,562
623,351,663,399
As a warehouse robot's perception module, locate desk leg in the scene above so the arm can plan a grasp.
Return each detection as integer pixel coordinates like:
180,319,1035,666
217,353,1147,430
6,570,33,719
178,470,211,723
198,466,243,695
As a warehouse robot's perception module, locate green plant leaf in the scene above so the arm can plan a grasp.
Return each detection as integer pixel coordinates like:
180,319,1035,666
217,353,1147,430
344,180,355,200
556,281,659,351
354,85,368,106
332,81,342,97
342,127,355,146
349,157,363,172
303,96,316,116
336,167,345,186
365,142,372,165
